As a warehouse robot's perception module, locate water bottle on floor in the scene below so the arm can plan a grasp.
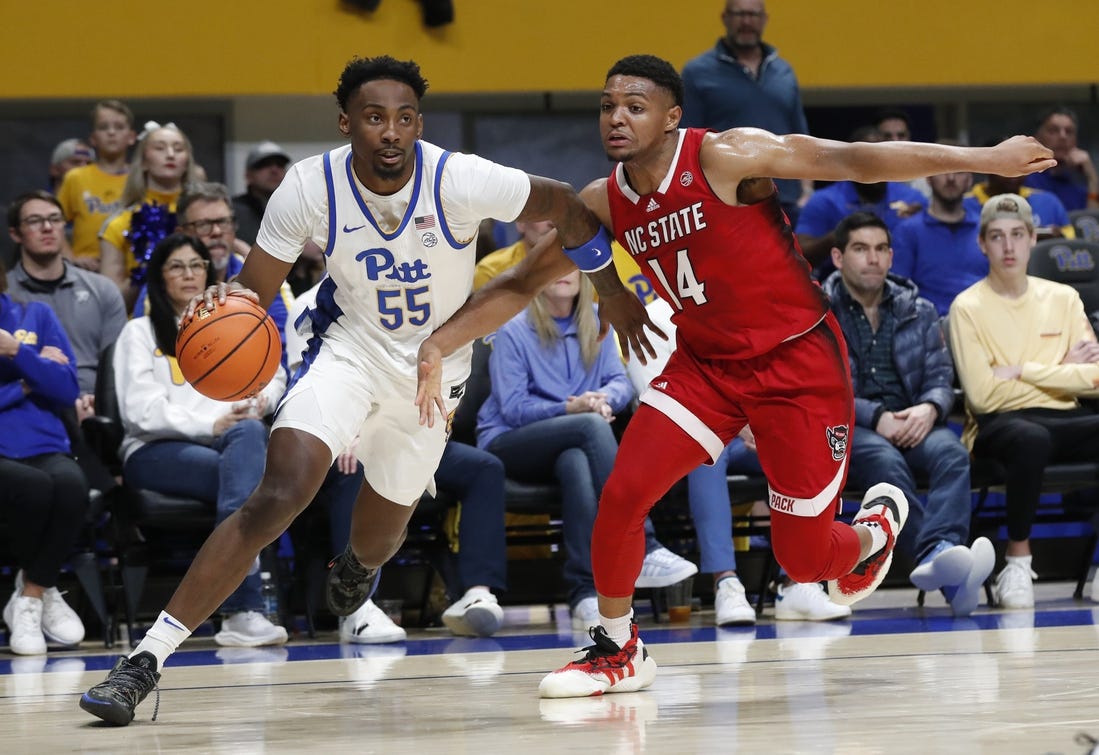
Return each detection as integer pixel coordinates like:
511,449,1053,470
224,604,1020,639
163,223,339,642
260,571,279,625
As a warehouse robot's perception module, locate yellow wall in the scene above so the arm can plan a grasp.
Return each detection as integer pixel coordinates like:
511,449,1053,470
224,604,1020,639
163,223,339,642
8,1,1099,98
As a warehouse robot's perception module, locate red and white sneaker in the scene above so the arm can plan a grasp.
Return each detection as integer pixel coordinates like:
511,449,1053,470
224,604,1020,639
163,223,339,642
538,622,657,699
828,483,908,606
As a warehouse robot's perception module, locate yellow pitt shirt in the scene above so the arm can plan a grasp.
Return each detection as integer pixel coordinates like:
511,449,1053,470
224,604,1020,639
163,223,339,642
57,164,128,259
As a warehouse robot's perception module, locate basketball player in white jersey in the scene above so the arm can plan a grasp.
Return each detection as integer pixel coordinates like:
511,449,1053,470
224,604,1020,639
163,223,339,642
80,55,657,726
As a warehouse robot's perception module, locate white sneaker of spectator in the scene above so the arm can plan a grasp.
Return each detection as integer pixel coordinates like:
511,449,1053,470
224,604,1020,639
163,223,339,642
340,599,407,644
775,582,852,621
714,575,756,626
571,596,600,631
992,558,1036,609
442,588,504,638
3,568,27,630
41,587,85,646
7,595,47,655
635,547,698,589
214,611,289,647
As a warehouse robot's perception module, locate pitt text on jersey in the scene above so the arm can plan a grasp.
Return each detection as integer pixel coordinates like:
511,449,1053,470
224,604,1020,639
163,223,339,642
355,247,434,332
621,201,707,256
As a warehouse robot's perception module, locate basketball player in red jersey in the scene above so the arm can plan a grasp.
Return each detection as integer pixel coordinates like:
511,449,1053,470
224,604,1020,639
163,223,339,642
416,55,1054,698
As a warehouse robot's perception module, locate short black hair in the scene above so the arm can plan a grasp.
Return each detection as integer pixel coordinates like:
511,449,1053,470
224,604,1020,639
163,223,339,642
1034,104,1079,132
606,55,684,108
873,107,911,129
834,211,890,250
7,190,62,230
334,56,429,112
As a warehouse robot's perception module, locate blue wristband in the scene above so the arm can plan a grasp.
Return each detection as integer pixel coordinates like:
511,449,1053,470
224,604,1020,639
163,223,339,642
562,226,614,273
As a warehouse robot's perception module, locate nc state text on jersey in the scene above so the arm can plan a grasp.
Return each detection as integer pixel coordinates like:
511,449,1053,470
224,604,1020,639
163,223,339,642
621,202,707,255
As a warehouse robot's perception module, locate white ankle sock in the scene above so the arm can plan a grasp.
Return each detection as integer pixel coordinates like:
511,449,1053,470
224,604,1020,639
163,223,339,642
599,609,634,647
855,522,888,559
130,611,192,670
1005,554,1033,571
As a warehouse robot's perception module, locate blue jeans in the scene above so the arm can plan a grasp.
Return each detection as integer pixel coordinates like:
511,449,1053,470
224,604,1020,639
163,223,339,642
846,426,972,563
487,413,660,606
435,441,507,593
687,438,763,575
123,419,269,613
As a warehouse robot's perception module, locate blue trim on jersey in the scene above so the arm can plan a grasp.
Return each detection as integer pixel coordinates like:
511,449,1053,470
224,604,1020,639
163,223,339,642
322,152,337,257
345,143,423,241
433,150,470,250
283,276,342,396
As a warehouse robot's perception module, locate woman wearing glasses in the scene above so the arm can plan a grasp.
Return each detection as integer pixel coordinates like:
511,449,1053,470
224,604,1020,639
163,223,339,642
113,234,289,647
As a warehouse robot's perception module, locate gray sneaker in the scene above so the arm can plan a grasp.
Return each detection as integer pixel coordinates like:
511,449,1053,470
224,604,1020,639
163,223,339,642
325,546,381,616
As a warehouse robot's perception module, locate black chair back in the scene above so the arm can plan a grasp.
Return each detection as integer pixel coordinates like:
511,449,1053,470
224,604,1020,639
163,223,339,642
1027,238,1099,315
1069,209,1099,243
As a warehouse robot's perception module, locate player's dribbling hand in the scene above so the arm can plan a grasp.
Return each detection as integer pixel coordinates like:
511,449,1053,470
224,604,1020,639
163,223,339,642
415,340,446,428
596,289,667,366
992,135,1057,176
183,281,258,321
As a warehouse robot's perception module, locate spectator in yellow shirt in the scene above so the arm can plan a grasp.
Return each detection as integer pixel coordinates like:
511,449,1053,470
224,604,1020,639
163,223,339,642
99,122,198,308
950,193,1099,610
56,101,136,271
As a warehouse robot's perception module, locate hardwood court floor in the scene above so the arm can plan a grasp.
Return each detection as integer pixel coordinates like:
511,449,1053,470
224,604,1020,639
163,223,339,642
3,583,1099,754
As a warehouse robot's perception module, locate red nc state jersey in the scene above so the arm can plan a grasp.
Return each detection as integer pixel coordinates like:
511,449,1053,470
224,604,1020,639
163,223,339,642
607,128,828,360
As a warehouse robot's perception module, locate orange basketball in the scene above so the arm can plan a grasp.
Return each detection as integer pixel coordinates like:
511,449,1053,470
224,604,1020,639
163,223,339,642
175,295,282,402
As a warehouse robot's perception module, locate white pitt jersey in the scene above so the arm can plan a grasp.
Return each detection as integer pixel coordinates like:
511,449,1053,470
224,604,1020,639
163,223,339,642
257,141,530,385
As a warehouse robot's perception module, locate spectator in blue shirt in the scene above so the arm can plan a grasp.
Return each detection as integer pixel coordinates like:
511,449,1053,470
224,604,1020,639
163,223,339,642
477,269,696,630
892,161,985,316
0,263,89,655
1024,106,1099,211
681,0,813,221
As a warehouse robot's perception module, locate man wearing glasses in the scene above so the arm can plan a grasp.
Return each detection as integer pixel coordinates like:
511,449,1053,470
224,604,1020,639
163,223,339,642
681,0,814,223
134,182,294,364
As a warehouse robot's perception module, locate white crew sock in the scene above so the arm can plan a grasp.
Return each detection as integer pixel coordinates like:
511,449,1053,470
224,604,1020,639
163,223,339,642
1005,554,1034,572
855,521,888,560
130,610,192,670
600,608,634,648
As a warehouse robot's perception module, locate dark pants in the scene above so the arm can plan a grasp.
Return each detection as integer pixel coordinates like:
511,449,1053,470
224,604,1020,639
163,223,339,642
973,407,1099,541
0,453,89,588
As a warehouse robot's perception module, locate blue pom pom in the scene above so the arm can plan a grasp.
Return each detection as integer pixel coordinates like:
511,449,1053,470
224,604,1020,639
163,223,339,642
124,202,177,285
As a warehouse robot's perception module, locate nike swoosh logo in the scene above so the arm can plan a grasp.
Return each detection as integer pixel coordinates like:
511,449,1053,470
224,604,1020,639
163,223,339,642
343,223,366,233
163,616,186,630
861,495,900,521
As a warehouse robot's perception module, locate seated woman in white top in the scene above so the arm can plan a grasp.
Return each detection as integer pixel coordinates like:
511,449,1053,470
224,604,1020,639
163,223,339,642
114,233,288,647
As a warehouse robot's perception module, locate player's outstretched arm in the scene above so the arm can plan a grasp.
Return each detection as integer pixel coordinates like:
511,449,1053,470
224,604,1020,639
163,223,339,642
704,129,1056,189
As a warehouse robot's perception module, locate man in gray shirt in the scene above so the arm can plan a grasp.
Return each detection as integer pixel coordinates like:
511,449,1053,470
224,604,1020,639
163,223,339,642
8,190,126,399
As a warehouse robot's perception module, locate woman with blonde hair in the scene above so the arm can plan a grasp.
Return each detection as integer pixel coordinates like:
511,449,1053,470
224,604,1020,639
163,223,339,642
98,122,198,306
476,269,695,630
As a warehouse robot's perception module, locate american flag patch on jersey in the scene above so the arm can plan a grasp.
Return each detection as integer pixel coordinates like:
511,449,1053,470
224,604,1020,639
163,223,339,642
415,214,436,230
